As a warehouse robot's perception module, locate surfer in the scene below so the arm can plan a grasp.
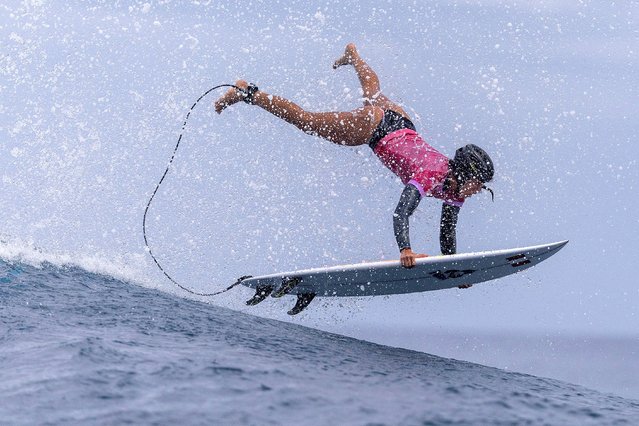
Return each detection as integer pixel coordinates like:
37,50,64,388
215,43,494,269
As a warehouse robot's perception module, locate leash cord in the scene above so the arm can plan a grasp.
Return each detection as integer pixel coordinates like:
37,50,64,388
142,84,251,296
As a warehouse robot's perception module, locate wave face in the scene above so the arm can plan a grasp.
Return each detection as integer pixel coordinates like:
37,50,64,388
1,260,637,425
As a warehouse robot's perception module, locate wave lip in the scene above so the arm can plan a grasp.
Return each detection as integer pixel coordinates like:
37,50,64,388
0,238,154,289
1,260,638,424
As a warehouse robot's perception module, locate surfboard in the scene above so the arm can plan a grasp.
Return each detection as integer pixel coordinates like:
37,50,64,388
241,241,568,314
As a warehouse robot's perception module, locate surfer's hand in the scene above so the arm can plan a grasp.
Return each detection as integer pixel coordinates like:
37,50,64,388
458,284,473,289
400,248,428,268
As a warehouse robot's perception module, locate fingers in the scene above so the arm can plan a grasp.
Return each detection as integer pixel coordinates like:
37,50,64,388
400,250,429,268
400,254,416,268
401,258,414,268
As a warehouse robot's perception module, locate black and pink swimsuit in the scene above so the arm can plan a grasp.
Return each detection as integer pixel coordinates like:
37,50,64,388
369,110,461,254
370,111,463,207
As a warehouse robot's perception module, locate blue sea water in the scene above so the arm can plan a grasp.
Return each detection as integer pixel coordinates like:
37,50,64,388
1,259,638,425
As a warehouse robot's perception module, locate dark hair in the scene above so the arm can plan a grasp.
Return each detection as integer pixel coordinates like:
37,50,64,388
451,144,494,185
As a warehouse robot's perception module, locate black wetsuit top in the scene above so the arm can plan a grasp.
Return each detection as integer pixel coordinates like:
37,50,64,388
368,110,459,255
393,184,459,255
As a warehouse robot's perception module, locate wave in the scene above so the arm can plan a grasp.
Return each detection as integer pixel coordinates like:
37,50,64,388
0,237,154,290
1,257,637,424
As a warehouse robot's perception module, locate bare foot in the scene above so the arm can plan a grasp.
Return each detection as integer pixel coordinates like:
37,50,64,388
333,43,359,69
214,80,249,114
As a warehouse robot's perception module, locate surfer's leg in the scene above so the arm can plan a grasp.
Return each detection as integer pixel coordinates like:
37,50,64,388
333,43,410,118
215,80,383,146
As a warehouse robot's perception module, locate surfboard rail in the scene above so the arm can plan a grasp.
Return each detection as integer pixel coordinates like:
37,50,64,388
246,241,567,284
240,240,569,314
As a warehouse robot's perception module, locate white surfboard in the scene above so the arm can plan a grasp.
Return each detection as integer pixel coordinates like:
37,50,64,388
241,241,568,301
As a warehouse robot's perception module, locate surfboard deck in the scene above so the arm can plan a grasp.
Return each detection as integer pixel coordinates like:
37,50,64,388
241,240,568,298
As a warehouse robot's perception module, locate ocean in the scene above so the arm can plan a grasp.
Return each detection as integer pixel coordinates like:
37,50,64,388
3,1,639,424
1,258,637,425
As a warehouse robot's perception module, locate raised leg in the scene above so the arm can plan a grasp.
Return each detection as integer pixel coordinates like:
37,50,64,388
333,43,410,118
215,80,383,146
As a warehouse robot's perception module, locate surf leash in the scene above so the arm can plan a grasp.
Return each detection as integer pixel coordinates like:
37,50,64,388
143,83,252,297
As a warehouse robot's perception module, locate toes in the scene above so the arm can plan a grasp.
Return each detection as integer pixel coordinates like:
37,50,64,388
214,102,226,114
333,56,349,69
214,82,248,113
333,44,358,69
214,91,235,114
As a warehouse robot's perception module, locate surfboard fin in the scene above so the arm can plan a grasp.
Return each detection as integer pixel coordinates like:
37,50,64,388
272,277,301,298
287,292,316,316
245,284,274,306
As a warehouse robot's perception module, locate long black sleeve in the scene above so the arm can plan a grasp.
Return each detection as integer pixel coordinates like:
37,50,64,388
440,203,460,255
393,184,422,251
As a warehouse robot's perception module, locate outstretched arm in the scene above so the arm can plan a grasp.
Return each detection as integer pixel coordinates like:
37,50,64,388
394,184,427,267
440,203,460,255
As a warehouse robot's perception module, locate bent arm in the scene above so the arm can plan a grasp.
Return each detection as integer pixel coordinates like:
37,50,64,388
440,203,460,255
393,184,422,251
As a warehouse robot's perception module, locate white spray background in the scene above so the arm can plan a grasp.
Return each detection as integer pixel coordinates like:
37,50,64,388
1,1,638,394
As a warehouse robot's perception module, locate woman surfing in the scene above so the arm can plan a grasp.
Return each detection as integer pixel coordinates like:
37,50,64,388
215,43,494,270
